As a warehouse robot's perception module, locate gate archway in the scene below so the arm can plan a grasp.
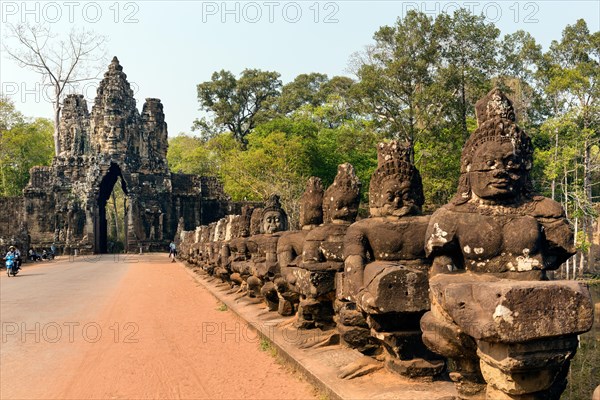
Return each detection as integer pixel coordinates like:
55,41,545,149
95,163,129,254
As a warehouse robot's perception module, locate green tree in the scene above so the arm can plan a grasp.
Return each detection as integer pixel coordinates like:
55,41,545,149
193,69,282,147
497,31,545,128
219,127,313,225
0,95,24,131
351,10,439,152
277,73,330,115
167,134,219,176
0,98,54,196
277,73,355,119
537,20,600,275
435,9,500,137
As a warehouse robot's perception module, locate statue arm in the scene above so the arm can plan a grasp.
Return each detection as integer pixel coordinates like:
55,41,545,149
540,218,576,269
344,225,369,294
532,197,576,269
219,244,231,268
345,254,366,295
301,238,322,263
425,208,461,274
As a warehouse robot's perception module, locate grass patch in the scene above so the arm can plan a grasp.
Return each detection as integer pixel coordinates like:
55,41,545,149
563,338,600,400
259,336,278,357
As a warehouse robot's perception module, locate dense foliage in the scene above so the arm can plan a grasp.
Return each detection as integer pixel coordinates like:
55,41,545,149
0,96,54,196
175,9,598,273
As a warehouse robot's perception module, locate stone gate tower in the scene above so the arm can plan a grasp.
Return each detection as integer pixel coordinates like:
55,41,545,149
22,57,231,254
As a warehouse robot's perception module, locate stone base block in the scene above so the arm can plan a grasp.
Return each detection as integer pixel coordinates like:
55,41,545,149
292,268,336,297
359,262,430,314
337,323,379,355
385,357,445,378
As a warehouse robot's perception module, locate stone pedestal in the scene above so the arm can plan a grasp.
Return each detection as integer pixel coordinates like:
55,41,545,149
423,273,593,399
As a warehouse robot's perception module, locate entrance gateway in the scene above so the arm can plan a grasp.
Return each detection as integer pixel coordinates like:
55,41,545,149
18,57,237,254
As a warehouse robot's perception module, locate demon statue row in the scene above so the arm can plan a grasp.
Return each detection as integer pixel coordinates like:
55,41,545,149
178,89,593,400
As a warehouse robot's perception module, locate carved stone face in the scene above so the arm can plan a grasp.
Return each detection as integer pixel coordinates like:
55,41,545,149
262,211,285,234
327,193,359,222
469,141,524,201
379,179,414,217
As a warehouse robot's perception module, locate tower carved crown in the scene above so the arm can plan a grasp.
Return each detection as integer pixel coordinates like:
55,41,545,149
462,88,533,175
369,141,424,210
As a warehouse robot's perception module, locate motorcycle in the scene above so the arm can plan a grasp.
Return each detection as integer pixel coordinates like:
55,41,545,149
42,250,54,260
5,254,19,277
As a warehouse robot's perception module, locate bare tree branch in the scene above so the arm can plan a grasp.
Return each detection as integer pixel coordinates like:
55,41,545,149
2,22,107,156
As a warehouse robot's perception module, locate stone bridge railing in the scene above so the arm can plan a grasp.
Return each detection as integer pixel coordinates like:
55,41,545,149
176,90,594,400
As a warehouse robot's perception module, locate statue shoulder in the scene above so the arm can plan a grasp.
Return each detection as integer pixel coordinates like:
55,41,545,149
429,205,459,223
425,205,460,257
529,196,566,219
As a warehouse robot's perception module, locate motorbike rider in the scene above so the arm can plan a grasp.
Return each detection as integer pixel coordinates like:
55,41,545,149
5,246,19,272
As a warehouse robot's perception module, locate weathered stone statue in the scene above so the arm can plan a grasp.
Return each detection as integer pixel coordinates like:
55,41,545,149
276,177,324,316
213,215,236,281
341,142,443,377
206,218,228,275
246,196,288,306
294,163,361,329
218,206,256,283
421,88,593,399
230,208,262,288
199,222,217,272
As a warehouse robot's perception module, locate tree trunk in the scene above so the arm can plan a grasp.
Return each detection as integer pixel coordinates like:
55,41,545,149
1,163,6,196
551,129,558,200
584,138,593,273
573,217,578,277
460,70,467,138
53,97,61,156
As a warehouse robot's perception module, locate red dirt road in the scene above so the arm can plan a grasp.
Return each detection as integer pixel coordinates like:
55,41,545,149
1,255,317,399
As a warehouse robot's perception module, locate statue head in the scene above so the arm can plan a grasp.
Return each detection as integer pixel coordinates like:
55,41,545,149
250,207,264,236
260,195,288,234
236,205,255,238
455,88,533,204
323,163,361,223
299,177,324,228
369,141,424,217
208,223,217,243
199,226,209,244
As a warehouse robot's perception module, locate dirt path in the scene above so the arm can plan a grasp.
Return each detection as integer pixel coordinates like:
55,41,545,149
3,255,317,399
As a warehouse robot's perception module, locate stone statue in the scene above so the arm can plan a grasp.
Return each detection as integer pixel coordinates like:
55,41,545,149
218,207,256,283
421,88,593,399
246,195,288,308
294,163,361,329
276,177,324,316
341,142,443,377
230,207,262,288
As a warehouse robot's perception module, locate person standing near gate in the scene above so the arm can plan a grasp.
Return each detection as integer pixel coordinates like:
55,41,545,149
169,241,177,262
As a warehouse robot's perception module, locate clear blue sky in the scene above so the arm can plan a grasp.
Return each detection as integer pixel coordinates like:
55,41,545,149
1,1,599,136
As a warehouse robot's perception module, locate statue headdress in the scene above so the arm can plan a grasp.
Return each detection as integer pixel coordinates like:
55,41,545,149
454,88,533,204
249,208,264,236
322,163,361,223
236,205,255,238
369,141,424,215
299,177,324,227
